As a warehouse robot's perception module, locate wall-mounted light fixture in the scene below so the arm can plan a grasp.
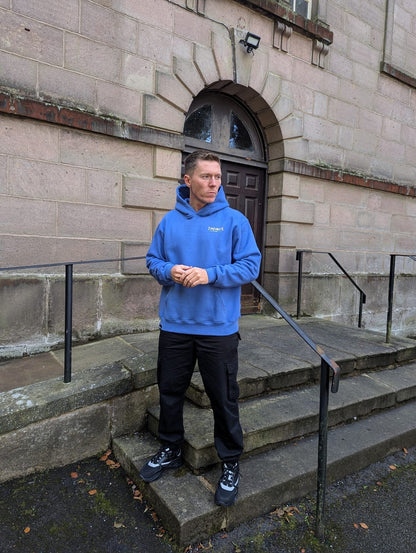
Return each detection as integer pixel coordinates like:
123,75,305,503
239,32,261,54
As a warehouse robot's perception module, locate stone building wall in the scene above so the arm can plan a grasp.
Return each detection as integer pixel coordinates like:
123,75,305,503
1,0,416,356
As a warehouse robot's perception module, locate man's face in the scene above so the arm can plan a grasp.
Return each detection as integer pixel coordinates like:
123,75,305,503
184,160,222,212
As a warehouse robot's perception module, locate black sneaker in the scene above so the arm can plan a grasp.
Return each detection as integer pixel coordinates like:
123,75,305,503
139,445,182,482
214,461,239,507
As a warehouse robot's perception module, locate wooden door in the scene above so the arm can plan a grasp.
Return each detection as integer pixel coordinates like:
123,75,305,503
222,161,265,313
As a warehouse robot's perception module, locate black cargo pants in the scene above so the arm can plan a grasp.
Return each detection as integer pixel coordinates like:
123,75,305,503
157,330,243,463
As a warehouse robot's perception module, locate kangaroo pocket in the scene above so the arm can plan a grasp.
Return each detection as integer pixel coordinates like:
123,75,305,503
161,285,234,325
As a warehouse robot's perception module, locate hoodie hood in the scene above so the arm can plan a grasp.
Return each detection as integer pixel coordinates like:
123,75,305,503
175,183,229,218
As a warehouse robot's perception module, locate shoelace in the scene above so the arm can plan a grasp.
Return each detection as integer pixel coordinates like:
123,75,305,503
152,447,174,464
221,463,238,486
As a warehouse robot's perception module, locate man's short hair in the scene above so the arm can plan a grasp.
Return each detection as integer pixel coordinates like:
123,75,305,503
184,150,221,176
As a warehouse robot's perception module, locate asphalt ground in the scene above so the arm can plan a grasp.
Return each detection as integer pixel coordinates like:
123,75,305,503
1,445,415,553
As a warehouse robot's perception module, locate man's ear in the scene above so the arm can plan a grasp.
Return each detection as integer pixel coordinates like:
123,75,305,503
184,174,191,188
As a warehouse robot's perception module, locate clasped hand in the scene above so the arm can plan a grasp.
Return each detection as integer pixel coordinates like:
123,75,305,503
171,264,209,288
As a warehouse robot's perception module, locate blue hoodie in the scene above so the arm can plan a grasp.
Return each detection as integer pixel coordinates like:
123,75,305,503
146,184,261,335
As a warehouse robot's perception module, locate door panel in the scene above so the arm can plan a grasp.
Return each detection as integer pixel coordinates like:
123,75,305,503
222,161,265,313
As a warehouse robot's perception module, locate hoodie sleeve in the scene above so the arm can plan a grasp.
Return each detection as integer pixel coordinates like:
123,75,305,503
207,216,261,288
146,221,175,286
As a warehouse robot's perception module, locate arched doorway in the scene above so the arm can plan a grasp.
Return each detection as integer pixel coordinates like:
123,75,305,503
183,92,267,312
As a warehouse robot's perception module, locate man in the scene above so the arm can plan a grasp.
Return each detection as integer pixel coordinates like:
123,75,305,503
140,149,261,507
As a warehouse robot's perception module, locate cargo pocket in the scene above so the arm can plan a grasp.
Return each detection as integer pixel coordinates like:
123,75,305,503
226,361,239,401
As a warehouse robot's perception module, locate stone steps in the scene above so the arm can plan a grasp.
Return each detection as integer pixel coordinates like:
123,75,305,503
186,317,416,407
148,363,416,469
113,400,416,545
112,317,416,545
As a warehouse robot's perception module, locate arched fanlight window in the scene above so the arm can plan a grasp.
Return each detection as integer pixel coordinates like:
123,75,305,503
184,93,264,162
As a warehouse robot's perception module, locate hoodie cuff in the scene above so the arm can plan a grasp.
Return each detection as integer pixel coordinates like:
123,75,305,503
164,263,174,281
206,267,217,284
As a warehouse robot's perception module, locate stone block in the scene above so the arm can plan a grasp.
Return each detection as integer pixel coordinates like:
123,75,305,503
39,63,96,111
329,50,353,80
194,43,219,85
248,50,269,93
330,204,357,227
0,196,56,236
81,1,137,52
260,73,281,109
303,114,338,142
65,33,121,81
0,50,37,93
57,202,152,242
138,23,172,66
0,404,110,482
0,155,7,194
328,98,359,126
154,147,181,180
12,0,79,31
48,277,99,340
122,175,177,210
96,81,142,124
111,386,159,436
115,0,174,31
279,115,304,139
9,158,86,202
0,117,59,162
313,92,328,118
292,58,339,97
0,236,120,275
212,31,233,81
1,10,64,65
0,277,45,346
86,169,122,207
143,95,184,132
174,7,211,45
121,54,154,93
121,242,149,275
156,71,192,112
173,57,204,96
101,276,159,334
60,128,153,175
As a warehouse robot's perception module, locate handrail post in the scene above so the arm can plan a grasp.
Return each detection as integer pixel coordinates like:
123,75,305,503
64,264,73,383
316,359,330,541
296,250,303,319
386,254,396,343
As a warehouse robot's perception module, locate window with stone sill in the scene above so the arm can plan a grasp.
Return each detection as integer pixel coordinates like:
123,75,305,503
292,0,312,20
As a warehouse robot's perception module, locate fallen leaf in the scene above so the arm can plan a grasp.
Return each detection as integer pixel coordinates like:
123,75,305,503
113,522,126,528
106,459,116,466
354,523,359,529
403,448,408,455
376,481,382,486
389,465,397,470
151,512,159,522
88,489,97,496
232,543,241,553
301,549,306,553
183,546,192,553
359,522,369,529
70,472,78,479
24,527,30,534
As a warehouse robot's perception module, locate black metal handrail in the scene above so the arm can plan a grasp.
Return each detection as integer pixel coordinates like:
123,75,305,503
0,256,146,382
386,254,416,343
251,280,340,541
296,250,367,328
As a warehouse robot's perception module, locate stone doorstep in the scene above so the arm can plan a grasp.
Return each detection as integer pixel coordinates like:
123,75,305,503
187,318,416,408
113,400,416,546
147,363,416,470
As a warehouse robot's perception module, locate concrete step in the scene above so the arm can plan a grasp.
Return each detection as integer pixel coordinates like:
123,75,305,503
113,400,416,546
186,316,416,407
148,363,416,470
